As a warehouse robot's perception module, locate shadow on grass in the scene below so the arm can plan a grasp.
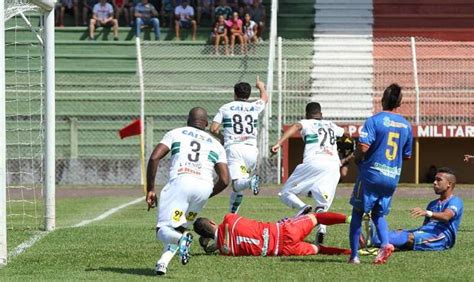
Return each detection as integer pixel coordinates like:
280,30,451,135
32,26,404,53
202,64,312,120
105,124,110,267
86,267,156,277
279,257,347,264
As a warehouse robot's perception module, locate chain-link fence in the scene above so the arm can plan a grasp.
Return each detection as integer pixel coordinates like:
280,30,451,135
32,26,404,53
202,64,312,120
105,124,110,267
49,37,474,185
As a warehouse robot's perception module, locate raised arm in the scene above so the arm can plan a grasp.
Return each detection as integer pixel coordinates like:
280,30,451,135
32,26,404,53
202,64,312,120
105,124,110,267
255,75,268,103
271,122,302,154
210,162,230,198
146,143,170,210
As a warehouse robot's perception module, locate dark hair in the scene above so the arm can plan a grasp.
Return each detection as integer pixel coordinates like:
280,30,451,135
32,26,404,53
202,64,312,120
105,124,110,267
382,83,402,110
305,102,321,116
234,82,252,100
193,217,215,239
437,166,457,184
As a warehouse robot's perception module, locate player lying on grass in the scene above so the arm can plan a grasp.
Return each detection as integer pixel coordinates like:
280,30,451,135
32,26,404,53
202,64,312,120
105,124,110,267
146,107,230,275
360,167,463,252
193,212,351,256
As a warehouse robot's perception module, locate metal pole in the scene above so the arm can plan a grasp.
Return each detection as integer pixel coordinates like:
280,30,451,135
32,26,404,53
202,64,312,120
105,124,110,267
411,37,420,184
135,38,146,188
44,7,56,232
262,0,278,158
277,37,282,184
283,59,287,125
0,0,8,266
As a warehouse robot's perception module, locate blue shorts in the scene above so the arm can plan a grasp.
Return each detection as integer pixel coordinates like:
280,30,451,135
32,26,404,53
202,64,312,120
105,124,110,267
350,177,393,216
179,20,192,28
411,230,450,251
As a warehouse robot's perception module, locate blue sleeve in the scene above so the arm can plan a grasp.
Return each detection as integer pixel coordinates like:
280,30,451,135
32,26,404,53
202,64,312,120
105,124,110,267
359,117,376,147
403,125,413,158
446,197,463,217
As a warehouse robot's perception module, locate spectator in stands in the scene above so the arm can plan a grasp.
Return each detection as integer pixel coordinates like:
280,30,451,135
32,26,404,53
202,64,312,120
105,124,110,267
135,0,161,40
196,0,215,25
247,0,265,40
425,165,437,183
226,11,244,55
82,0,97,26
464,154,474,164
57,0,80,27
89,0,119,40
215,0,232,20
211,15,229,55
113,0,131,26
175,0,197,41
243,12,258,48
226,0,238,11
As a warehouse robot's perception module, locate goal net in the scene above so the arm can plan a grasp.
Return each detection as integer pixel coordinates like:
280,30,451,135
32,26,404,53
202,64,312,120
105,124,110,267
1,0,54,265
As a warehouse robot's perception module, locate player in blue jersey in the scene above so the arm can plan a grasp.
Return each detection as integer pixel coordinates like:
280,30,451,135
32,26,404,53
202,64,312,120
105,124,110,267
361,167,463,252
348,83,413,264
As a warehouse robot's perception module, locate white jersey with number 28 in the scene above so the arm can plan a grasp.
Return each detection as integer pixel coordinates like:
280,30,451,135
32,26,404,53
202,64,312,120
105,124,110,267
213,99,266,148
159,126,227,182
299,119,344,164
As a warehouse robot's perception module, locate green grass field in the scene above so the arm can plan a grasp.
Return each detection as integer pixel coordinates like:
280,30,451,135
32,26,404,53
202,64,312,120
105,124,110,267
1,188,473,281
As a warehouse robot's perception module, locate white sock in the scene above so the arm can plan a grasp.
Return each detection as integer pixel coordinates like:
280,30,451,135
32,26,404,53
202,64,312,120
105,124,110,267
280,192,306,209
229,191,244,213
157,226,182,245
317,224,327,234
233,178,250,192
157,244,178,267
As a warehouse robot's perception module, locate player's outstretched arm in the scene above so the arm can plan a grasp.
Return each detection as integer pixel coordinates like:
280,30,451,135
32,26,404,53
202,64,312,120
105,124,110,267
271,122,302,154
146,143,170,210
255,75,268,103
464,154,474,163
210,163,230,198
410,207,455,223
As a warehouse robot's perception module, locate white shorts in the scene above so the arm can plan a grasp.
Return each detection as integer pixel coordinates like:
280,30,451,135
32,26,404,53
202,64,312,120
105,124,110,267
280,161,340,211
156,176,213,229
226,144,258,180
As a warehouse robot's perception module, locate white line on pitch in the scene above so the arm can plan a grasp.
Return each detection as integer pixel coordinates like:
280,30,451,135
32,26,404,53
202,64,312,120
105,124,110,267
8,196,145,261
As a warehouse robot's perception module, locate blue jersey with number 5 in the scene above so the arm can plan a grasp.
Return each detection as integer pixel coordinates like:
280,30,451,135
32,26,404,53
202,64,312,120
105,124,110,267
358,112,412,193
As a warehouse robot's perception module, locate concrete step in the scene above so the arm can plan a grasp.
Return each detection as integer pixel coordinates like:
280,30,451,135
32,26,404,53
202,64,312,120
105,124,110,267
315,9,373,17
312,52,373,59
310,72,373,79
315,4,373,10
316,0,373,4
312,66,373,73
306,94,373,102
312,59,373,67
312,80,372,88
313,34,373,39
314,16,374,25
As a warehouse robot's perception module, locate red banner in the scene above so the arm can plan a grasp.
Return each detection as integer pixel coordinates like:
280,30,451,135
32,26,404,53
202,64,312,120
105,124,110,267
344,124,474,138
118,119,142,139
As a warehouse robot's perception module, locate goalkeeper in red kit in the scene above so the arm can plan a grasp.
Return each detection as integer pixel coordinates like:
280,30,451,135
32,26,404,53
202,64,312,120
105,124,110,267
193,212,351,256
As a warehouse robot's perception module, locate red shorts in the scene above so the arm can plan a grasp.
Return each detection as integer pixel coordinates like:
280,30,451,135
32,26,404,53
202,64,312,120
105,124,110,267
280,215,317,256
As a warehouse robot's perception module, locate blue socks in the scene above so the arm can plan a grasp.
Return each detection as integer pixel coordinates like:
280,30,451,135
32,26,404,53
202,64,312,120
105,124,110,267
349,208,364,259
372,230,409,248
372,214,390,247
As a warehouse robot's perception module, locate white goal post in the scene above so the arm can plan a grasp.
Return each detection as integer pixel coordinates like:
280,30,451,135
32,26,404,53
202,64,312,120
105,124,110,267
1,0,55,266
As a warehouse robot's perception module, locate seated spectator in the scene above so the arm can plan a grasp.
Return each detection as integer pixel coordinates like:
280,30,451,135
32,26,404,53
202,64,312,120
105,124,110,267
226,0,238,11
243,12,257,46
226,11,244,55
175,0,197,41
211,15,229,55
89,0,119,40
425,165,437,183
214,0,232,20
196,0,215,25
135,0,161,40
113,0,131,26
247,0,265,40
57,0,79,27
82,0,97,26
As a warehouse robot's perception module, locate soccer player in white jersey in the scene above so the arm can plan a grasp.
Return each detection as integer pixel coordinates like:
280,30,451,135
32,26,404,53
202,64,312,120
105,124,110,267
210,76,268,213
146,107,230,275
271,102,346,244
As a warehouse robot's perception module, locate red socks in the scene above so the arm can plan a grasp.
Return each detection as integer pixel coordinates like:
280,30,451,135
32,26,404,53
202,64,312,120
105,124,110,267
314,212,347,225
318,245,351,255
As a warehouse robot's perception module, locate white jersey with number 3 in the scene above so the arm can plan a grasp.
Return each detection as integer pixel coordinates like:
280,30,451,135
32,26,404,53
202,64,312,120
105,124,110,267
159,126,227,182
213,99,266,148
300,119,344,164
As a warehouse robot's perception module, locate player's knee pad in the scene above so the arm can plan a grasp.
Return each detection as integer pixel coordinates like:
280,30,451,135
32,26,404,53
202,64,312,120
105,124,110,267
232,178,249,192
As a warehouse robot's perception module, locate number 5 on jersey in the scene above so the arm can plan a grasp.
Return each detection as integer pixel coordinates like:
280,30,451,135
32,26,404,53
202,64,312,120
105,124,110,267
386,132,400,161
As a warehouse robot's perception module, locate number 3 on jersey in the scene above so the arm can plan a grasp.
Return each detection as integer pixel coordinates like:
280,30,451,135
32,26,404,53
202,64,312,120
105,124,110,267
386,132,399,161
